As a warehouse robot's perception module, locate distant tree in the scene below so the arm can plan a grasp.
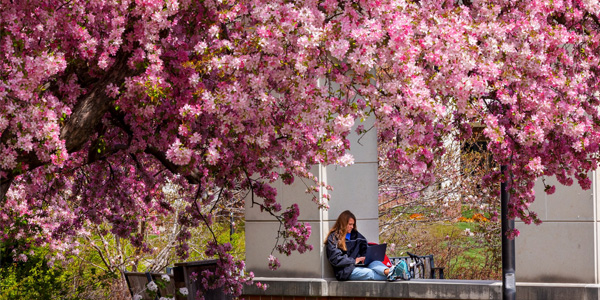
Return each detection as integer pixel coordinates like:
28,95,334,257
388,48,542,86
378,129,501,279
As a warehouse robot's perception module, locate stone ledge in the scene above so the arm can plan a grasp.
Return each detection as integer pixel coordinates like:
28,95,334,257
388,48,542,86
243,277,329,297
328,279,500,299
517,282,599,300
242,277,600,300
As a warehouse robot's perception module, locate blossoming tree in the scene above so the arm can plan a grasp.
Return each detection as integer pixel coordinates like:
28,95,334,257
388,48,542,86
2,0,600,295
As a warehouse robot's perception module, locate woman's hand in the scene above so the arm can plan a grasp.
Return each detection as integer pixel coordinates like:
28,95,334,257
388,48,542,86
355,257,365,264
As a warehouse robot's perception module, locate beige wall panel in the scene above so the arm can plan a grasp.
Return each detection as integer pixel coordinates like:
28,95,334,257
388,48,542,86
531,173,594,221
325,162,379,222
245,165,324,221
515,221,595,283
245,221,324,278
346,117,378,164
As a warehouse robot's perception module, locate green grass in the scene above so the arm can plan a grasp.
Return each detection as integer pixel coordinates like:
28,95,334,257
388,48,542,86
454,222,476,231
382,217,500,279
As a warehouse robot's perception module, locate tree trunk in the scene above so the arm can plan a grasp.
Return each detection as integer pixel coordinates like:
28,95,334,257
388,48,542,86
0,177,12,202
60,51,134,152
2,51,137,195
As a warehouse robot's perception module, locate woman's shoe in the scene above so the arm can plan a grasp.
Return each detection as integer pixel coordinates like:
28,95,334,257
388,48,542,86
387,260,411,281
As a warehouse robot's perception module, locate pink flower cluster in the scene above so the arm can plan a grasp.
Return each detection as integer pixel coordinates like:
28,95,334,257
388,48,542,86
268,255,280,271
200,241,254,296
2,0,600,294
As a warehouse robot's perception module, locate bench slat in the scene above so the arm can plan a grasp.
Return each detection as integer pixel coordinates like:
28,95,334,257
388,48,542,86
388,254,445,279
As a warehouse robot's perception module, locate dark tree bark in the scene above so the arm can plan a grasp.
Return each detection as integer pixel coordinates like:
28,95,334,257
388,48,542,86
0,51,137,201
60,51,134,152
0,178,12,201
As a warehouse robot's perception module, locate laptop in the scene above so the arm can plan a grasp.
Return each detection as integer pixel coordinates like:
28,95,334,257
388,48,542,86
355,243,387,266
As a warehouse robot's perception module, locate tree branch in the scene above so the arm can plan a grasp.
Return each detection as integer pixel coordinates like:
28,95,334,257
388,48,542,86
144,146,203,184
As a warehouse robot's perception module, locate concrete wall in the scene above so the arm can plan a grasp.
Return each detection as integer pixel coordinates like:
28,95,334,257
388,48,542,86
245,117,379,278
515,171,598,283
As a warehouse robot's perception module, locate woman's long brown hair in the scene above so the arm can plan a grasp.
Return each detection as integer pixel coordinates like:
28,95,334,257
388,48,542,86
324,210,357,251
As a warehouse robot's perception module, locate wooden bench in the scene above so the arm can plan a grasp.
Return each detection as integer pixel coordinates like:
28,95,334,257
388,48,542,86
124,260,233,300
172,259,233,300
123,271,184,300
389,253,445,279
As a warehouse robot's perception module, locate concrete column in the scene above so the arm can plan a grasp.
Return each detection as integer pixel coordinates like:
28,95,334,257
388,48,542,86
244,117,379,278
515,171,597,283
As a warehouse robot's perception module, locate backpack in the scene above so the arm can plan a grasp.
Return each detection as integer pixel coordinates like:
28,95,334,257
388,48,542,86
395,259,411,280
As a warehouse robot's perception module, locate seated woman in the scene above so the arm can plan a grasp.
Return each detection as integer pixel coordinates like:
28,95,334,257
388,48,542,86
325,210,408,281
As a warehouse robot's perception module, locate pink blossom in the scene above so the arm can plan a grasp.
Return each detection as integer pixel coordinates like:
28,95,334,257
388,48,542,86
525,157,544,176
545,185,556,195
336,153,354,167
147,281,158,292
194,41,208,54
106,83,120,98
17,253,28,262
166,139,192,165
268,255,280,270
334,115,354,132
329,39,350,60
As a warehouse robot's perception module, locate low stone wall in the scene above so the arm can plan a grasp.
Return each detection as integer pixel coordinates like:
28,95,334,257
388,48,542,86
242,278,600,300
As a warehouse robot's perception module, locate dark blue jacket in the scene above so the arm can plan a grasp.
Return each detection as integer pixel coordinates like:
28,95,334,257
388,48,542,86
325,230,368,280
